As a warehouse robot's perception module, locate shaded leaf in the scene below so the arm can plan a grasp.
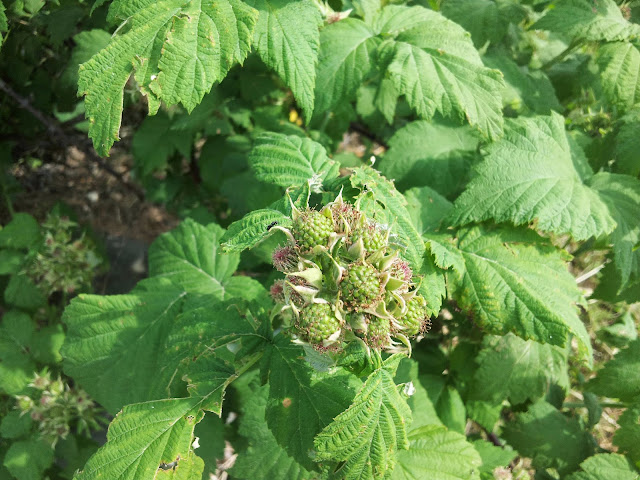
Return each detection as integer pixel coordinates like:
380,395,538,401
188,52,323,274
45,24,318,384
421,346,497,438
587,339,640,402
597,42,640,113
565,453,639,480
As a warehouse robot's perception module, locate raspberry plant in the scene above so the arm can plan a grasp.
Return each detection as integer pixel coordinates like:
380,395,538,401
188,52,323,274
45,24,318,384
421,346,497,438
1,0,640,480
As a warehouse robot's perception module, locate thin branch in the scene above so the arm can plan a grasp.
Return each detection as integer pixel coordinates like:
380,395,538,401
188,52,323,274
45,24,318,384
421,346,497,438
0,77,145,201
541,39,584,71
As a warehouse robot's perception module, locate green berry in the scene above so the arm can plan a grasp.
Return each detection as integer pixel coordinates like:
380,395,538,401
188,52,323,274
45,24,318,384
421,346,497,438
398,295,429,336
352,224,386,253
293,209,333,251
341,262,381,310
365,317,391,350
298,303,341,344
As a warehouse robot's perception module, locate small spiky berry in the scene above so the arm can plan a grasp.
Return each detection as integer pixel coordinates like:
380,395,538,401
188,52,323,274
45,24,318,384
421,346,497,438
297,303,341,344
352,223,386,253
365,316,391,350
284,276,308,307
389,258,412,293
292,209,333,251
331,202,361,234
270,280,285,303
272,244,298,272
340,262,381,310
398,295,430,336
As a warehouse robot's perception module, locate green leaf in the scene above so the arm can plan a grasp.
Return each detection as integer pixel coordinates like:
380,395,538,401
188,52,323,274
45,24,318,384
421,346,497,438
589,173,640,289
314,354,411,479
4,274,46,311
3,438,54,480
0,310,35,395
149,219,251,299
404,186,454,235
232,384,320,480
262,336,357,470
502,400,593,475
376,6,505,139
615,107,640,176
314,18,381,114
614,404,640,466
62,29,112,86
565,453,640,480
587,339,640,402
79,0,258,155
350,166,445,316
450,113,616,241
378,120,479,197
434,385,466,434
427,225,593,364
221,209,292,253
533,0,640,42
245,0,321,119
391,425,482,480
472,439,517,477
249,132,339,189
0,410,33,439
0,213,41,250
483,53,562,114
597,42,640,113
0,2,7,47
0,249,24,275
441,0,526,48
470,333,569,406
394,358,442,429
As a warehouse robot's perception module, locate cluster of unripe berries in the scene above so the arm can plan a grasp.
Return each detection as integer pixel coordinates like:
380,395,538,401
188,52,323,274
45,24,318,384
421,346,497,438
268,194,430,354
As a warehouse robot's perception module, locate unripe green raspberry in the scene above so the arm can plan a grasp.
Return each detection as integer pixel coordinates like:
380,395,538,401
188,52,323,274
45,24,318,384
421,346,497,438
331,202,361,234
292,209,333,251
365,316,391,350
398,295,430,336
298,303,341,344
352,224,386,253
341,262,381,310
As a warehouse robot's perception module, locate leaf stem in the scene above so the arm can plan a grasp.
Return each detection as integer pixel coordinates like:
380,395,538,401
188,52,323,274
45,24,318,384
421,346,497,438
541,39,584,71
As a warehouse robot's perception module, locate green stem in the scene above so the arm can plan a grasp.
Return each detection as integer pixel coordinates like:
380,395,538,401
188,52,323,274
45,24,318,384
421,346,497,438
541,39,584,71
564,401,628,409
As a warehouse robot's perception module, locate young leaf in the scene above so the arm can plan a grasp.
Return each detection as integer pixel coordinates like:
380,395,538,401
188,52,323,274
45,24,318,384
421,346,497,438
149,219,255,299
249,132,340,189
391,425,482,480
502,400,593,475
426,225,593,364
245,0,322,119
565,453,639,480
79,0,258,155
314,354,412,480
450,113,616,241
350,166,446,315
220,209,292,253
375,6,505,139
378,120,479,197
313,18,381,115
597,42,640,113
587,339,640,402
470,333,569,406
533,0,640,42
261,336,358,470
232,384,320,480
614,404,640,466
589,173,640,290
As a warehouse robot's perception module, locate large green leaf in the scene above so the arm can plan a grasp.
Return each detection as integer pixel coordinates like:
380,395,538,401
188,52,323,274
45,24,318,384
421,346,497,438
221,209,292,253
350,166,446,316
565,453,640,480
615,107,640,176
80,0,258,155
73,359,236,480
378,120,479,197
391,425,482,480
246,0,321,118
249,132,339,189
427,225,592,364
314,354,412,480
404,186,454,235
0,311,36,395
148,219,258,299
503,400,593,475
533,0,640,42
313,18,381,115
450,113,616,241
587,339,640,402
0,213,41,250
261,336,358,470
231,384,320,480
376,6,504,139
470,333,569,406
597,42,640,113
3,438,54,480
589,173,640,289
614,404,640,466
